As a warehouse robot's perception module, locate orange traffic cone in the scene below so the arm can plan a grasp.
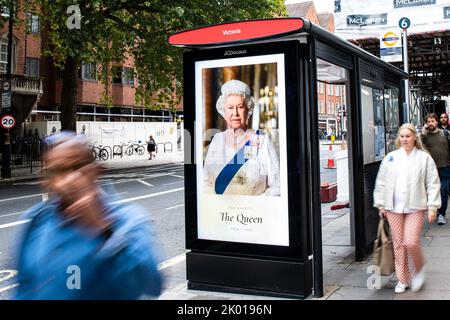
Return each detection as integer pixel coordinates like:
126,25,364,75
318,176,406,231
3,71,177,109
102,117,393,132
326,144,336,169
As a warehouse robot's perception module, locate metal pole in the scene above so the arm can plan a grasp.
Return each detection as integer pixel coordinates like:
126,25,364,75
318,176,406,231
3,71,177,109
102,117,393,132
1,1,13,179
6,1,12,79
403,29,410,123
308,37,324,298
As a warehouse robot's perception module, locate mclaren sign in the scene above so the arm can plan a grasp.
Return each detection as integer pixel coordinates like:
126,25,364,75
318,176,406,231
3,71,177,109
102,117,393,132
347,14,388,26
394,0,436,8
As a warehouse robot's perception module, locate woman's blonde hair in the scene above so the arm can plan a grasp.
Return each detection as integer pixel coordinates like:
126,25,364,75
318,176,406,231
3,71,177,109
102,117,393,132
394,123,424,150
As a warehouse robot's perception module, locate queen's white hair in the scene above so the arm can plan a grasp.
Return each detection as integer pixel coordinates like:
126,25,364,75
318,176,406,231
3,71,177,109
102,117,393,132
216,79,256,120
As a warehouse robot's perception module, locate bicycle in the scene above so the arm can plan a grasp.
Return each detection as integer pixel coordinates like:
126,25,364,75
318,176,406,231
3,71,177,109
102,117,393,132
125,140,145,156
90,143,109,161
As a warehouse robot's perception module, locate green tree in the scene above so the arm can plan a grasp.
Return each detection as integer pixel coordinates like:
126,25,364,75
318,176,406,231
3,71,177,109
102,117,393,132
30,0,286,130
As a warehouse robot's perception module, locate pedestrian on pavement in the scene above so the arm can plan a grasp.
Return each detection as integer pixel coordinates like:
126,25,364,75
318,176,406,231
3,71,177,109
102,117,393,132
147,135,156,160
438,112,450,132
421,113,450,225
14,131,163,299
374,123,440,294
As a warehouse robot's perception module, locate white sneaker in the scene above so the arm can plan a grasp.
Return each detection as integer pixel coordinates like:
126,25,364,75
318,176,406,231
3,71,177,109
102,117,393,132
438,215,447,225
394,282,408,294
411,268,426,292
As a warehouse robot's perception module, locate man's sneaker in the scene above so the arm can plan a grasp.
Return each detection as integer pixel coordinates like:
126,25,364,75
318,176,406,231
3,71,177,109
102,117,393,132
438,215,447,225
394,282,408,294
411,267,426,292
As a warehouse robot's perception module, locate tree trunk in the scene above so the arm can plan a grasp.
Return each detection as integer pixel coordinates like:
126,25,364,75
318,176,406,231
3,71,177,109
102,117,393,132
60,56,79,131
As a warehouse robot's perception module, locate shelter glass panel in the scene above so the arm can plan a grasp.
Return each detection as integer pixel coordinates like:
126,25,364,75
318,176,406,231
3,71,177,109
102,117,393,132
384,86,400,153
362,85,386,164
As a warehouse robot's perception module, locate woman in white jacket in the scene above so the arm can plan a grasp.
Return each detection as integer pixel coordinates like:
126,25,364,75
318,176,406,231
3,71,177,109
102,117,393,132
373,123,441,294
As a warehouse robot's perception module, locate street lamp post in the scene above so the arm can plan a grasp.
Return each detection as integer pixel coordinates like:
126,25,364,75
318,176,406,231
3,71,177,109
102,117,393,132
1,0,13,179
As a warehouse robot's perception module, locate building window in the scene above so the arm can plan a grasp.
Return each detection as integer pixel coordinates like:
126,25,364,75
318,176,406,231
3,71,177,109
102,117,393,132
330,85,334,96
0,38,16,74
113,67,134,85
26,13,40,34
25,57,39,77
80,63,97,80
122,67,134,85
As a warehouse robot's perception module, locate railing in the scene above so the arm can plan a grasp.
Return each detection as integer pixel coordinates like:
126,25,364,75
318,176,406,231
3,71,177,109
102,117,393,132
113,145,123,158
10,136,45,173
0,74,43,95
156,142,173,153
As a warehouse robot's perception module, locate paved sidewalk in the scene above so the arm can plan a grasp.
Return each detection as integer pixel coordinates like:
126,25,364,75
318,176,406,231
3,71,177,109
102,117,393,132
158,202,450,300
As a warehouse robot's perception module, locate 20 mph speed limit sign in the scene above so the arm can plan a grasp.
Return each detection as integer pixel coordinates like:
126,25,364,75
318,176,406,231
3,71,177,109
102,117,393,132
1,114,16,129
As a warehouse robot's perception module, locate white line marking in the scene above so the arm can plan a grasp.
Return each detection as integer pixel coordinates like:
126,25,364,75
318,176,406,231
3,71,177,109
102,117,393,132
0,270,17,283
0,211,25,219
0,270,19,293
114,187,184,204
137,179,154,187
106,192,128,197
0,193,46,203
165,204,184,210
99,172,175,187
13,181,40,186
99,190,128,198
0,220,30,230
158,252,186,270
169,174,184,179
0,283,18,293
0,188,183,229
163,181,184,186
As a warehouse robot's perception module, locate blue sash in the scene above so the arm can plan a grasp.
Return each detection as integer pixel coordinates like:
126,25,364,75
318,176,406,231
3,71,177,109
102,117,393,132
214,139,251,194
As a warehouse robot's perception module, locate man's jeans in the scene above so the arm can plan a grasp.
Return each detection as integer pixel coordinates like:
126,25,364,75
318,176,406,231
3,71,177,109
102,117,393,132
438,165,450,217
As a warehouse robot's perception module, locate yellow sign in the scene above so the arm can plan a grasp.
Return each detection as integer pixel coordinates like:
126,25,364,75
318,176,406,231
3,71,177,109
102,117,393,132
382,31,399,47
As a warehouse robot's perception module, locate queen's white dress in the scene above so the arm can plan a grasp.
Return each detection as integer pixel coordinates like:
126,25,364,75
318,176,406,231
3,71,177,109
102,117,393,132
203,129,280,196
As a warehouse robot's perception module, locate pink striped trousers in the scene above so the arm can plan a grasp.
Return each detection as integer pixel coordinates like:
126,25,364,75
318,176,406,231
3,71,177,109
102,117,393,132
385,211,425,284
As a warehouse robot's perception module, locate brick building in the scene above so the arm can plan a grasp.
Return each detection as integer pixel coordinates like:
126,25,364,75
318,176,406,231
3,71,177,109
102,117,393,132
0,5,179,130
0,9,43,126
287,2,347,140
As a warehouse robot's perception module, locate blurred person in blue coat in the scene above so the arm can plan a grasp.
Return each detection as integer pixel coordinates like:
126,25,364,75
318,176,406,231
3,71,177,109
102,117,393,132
15,132,162,299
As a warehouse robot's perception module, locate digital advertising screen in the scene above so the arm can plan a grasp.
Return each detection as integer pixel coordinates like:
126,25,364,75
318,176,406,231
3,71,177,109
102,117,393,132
194,54,289,246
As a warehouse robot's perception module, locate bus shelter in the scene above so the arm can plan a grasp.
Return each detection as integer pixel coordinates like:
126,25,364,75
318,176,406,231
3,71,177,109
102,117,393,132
169,17,407,298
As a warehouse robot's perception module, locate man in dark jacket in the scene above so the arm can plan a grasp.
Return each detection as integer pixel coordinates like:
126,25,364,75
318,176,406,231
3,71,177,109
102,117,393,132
421,113,450,225
439,112,450,133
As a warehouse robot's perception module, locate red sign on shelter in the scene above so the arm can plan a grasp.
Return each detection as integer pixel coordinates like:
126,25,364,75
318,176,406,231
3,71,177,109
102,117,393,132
168,18,305,47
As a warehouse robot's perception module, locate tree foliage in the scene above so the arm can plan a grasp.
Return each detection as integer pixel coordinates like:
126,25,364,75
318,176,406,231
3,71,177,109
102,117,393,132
27,0,287,129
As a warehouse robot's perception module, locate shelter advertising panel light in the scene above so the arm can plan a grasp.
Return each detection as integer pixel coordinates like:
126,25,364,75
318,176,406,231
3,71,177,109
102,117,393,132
195,54,289,246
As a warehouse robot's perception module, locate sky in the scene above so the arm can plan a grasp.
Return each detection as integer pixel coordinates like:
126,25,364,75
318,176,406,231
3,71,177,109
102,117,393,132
284,0,335,13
